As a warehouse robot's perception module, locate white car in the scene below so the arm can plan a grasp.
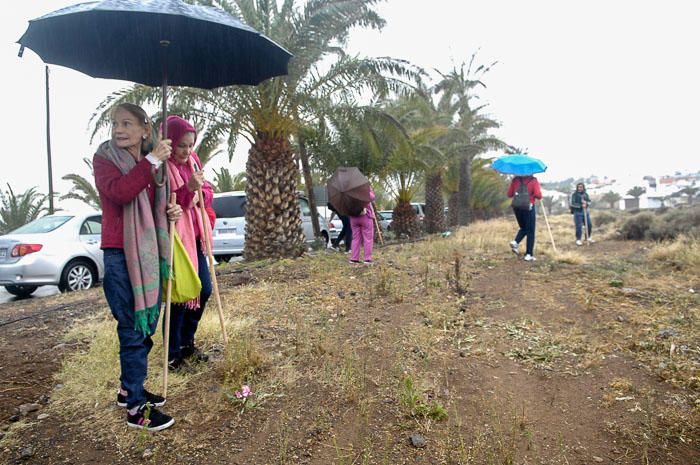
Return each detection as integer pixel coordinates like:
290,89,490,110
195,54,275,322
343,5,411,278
211,192,330,261
0,212,104,297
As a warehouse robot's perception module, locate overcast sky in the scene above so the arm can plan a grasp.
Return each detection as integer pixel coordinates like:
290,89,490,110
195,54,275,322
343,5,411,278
2,0,698,212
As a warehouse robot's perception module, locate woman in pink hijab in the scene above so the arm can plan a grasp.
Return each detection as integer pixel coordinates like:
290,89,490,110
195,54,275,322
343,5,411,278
164,115,214,370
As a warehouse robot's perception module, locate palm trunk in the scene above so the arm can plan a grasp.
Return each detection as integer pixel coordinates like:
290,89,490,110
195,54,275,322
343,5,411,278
424,172,446,234
457,156,473,226
298,135,320,238
244,135,305,260
447,192,459,227
392,201,420,239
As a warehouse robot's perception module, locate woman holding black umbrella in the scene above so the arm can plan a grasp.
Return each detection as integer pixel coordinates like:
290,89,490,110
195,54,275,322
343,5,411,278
94,103,181,431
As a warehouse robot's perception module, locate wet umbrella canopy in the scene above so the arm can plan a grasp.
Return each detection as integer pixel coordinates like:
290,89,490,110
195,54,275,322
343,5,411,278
327,167,372,217
17,0,292,89
492,154,547,176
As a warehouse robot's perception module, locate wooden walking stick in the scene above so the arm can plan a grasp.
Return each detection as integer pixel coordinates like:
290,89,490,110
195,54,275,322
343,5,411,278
582,203,590,245
196,183,228,346
163,193,176,397
539,199,557,253
371,202,384,245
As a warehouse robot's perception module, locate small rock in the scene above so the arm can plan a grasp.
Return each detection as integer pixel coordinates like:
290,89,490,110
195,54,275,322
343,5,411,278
37,413,49,420
18,403,41,416
142,447,154,459
9,414,20,423
20,446,35,459
409,433,426,448
592,456,604,463
459,351,466,358
374,317,381,322
337,291,345,299
616,315,626,322
657,329,678,339
689,288,695,294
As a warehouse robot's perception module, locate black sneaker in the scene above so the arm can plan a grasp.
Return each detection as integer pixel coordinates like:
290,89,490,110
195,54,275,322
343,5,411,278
168,357,186,371
126,404,174,432
181,345,209,363
116,389,166,408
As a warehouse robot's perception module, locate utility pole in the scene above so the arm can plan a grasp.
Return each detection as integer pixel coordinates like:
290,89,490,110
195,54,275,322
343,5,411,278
45,65,54,214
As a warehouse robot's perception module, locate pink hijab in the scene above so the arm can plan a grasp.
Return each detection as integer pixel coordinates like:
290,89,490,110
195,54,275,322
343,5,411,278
165,115,211,309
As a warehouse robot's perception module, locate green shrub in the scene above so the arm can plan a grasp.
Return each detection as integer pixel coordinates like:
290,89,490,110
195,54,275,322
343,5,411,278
594,211,618,227
619,206,700,241
620,212,655,240
647,206,700,241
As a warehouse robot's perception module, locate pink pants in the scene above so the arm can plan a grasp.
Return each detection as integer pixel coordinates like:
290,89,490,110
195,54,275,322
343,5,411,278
350,215,374,262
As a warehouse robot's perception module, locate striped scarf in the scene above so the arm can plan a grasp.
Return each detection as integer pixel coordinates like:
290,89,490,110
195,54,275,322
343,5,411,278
96,140,170,335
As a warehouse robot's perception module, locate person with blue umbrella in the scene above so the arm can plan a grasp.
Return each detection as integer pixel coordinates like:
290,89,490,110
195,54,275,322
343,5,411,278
493,154,545,261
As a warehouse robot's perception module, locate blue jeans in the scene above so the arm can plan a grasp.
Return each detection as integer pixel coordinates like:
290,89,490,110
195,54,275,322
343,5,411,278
167,244,212,360
513,205,536,256
103,248,161,409
574,211,592,240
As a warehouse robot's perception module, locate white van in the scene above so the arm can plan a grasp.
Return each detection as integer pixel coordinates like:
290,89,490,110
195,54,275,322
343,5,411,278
211,191,330,261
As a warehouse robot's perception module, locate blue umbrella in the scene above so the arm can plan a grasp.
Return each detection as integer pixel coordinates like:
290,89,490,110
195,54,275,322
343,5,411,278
492,154,547,176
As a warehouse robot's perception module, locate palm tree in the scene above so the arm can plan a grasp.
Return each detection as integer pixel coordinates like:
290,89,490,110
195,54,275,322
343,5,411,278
91,0,416,260
601,191,621,209
383,93,448,238
434,56,506,225
0,185,49,234
60,158,100,210
627,186,646,199
468,159,508,219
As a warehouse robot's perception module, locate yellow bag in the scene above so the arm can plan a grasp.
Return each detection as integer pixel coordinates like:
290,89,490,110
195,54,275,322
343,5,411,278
165,231,202,303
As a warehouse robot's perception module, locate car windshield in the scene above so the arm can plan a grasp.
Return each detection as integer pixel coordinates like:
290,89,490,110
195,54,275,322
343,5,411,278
212,196,246,218
11,216,72,234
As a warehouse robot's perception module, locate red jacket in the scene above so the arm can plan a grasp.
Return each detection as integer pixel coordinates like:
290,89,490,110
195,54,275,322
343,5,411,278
94,155,157,249
507,176,542,205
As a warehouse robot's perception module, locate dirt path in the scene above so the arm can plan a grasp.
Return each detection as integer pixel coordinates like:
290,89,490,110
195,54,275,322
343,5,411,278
0,238,697,465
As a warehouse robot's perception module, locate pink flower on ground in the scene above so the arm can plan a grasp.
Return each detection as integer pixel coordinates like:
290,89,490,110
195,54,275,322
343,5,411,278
235,391,243,399
241,384,252,397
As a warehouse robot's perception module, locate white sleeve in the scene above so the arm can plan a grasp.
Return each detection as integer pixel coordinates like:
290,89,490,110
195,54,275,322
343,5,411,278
145,153,162,168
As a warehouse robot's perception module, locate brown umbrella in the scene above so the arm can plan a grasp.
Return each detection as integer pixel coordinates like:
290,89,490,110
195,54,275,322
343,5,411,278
326,167,371,217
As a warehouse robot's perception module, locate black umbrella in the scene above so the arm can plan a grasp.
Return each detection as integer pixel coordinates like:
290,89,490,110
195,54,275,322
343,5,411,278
326,167,372,217
16,0,292,352
17,0,292,138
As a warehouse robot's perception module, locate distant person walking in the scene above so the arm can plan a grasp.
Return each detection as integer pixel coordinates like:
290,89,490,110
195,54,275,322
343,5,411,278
570,182,594,245
94,103,181,431
349,187,376,265
507,175,542,261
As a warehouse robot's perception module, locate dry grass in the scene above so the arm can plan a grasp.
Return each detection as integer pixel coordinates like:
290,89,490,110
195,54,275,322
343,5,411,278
30,213,699,464
649,234,700,272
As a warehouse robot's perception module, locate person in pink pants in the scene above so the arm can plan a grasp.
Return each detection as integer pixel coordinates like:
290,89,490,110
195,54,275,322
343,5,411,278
349,188,375,264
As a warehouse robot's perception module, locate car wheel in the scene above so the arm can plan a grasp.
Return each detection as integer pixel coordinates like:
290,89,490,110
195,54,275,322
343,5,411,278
322,231,329,246
59,259,96,292
4,285,38,298
216,255,232,263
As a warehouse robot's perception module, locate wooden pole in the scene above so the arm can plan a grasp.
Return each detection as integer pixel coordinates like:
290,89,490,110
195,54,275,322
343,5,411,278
162,193,176,397
539,199,557,253
582,204,590,245
45,66,54,215
197,185,228,346
372,203,384,245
